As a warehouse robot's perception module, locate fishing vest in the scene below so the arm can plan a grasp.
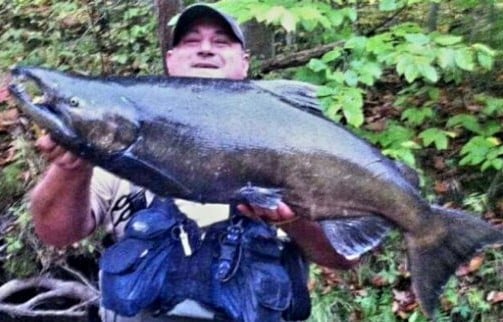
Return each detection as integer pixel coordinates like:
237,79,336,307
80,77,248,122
99,195,311,322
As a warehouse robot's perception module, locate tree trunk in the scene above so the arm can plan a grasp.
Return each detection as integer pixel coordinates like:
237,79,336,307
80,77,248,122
155,0,182,75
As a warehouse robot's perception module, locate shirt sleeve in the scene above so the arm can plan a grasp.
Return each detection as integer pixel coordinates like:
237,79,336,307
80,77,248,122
90,167,122,228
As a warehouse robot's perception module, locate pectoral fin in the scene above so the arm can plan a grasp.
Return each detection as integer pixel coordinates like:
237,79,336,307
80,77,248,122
320,215,395,260
234,184,283,210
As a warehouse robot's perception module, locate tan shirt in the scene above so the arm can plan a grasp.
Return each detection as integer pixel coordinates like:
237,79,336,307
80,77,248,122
90,167,229,239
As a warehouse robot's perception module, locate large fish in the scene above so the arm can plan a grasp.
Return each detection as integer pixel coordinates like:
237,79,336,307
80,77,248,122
9,66,503,318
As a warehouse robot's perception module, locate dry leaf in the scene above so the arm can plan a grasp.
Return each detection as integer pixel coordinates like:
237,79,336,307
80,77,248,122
0,74,12,103
0,145,17,166
371,275,389,287
0,108,20,130
433,156,446,170
434,181,450,194
487,291,503,304
365,118,387,131
456,255,484,276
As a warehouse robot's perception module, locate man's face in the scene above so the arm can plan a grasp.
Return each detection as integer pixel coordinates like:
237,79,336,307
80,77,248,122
166,18,249,80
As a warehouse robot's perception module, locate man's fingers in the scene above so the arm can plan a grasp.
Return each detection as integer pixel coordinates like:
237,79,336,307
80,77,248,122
237,203,294,222
44,145,66,162
35,134,57,153
54,152,79,169
35,134,89,170
277,202,295,218
236,204,260,220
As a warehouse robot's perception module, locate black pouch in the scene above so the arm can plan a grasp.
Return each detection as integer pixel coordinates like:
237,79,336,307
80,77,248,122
211,218,293,322
280,241,311,321
100,197,201,317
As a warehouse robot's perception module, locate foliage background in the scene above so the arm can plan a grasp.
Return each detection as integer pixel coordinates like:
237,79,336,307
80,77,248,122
0,0,502,321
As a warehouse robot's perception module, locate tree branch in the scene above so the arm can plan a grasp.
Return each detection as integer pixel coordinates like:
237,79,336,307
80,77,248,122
0,276,99,317
258,41,344,74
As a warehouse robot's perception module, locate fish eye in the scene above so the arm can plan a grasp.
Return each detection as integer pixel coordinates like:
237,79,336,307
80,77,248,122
69,97,80,107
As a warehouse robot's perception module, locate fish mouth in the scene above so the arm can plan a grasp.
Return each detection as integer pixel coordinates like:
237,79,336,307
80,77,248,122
8,67,77,140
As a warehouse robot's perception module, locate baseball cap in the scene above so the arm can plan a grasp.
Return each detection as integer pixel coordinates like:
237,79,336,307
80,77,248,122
171,4,246,48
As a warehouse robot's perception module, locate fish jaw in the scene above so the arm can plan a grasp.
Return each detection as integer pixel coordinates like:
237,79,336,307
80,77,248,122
8,67,78,142
8,66,140,158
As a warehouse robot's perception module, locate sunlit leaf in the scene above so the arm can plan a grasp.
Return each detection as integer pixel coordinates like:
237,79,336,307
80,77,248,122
379,0,399,11
404,64,420,83
454,48,475,71
437,48,456,69
433,34,463,46
419,64,439,83
334,87,364,127
280,11,298,32
321,49,342,63
404,33,430,45
477,52,494,70
344,70,358,86
308,59,328,72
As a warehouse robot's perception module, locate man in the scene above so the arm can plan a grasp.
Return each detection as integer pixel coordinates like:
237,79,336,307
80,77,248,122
30,4,356,322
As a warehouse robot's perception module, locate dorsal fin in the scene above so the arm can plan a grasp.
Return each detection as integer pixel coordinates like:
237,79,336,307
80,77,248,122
253,79,326,118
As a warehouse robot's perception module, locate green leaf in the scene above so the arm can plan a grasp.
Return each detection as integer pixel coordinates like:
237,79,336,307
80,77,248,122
342,88,364,126
454,48,475,71
486,147,503,160
330,87,364,127
419,64,439,83
317,86,338,97
477,52,493,70
280,11,298,32
344,70,359,87
375,124,415,147
367,33,394,56
345,36,367,52
321,49,342,63
447,114,482,134
344,8,357,22
357,62,382,86
479,121,502,136
308,59,328,72
478,95,503,116
419,128,449,150
427,87,441,101
437,48,456,69
264,6,286,23
433,34,463,46
324,71,344,84
404,33,430,45
404,64,420,83
379,0,399,11
401,107,434,126
490,158,503,170
471,43,496,57
382,148,417,167
459,136,497,167
327,10,344,26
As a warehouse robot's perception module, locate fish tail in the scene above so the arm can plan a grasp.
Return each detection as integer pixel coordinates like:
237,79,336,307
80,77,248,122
406,205,503,319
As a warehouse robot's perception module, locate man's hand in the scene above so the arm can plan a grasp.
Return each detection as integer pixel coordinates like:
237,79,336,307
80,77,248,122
238,201,358,269
237,202,296,224
36,135,90,170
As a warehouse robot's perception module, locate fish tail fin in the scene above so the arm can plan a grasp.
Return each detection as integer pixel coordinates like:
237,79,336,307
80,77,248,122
406,205,503,319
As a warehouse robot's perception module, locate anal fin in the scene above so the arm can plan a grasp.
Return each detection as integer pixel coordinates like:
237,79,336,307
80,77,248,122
320,215,395,260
